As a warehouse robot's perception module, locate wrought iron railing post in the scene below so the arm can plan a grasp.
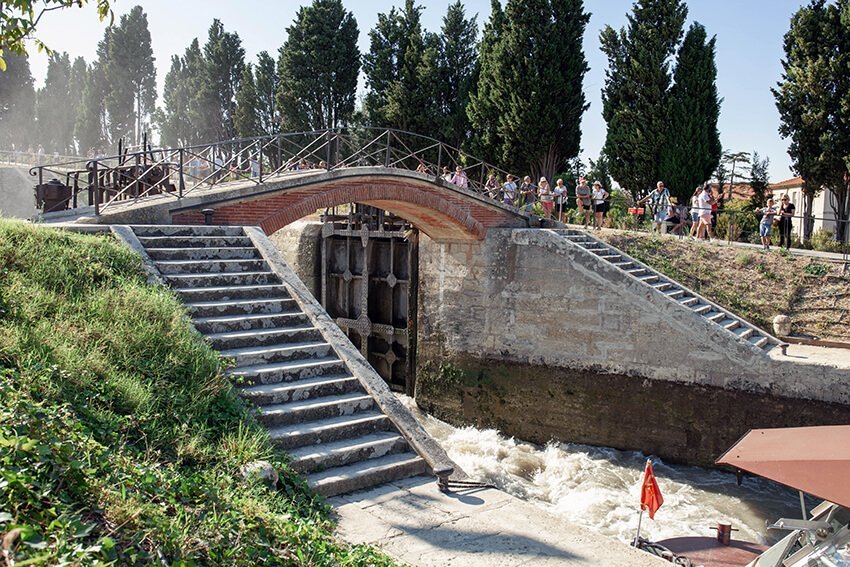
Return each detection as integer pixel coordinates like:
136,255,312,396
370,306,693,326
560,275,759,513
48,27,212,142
178,148,185,198
258,142,263,183
384,130,391,167
326,129,332,170
437,144,442,176
92,161,100,216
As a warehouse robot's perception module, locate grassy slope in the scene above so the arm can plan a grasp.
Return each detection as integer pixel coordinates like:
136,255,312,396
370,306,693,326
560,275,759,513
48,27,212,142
599,232,850,342
0,220,394,566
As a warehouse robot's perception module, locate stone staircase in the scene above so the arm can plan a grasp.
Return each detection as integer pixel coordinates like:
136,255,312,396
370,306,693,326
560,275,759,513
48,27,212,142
128,225,441,497
552,228,787,355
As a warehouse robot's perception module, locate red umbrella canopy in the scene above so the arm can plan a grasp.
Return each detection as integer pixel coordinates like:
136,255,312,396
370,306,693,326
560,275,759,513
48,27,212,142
716,425,850,509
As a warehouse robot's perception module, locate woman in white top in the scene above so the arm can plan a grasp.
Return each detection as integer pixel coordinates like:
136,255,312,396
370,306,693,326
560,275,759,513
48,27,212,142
591,181,608,230
538,177,554,220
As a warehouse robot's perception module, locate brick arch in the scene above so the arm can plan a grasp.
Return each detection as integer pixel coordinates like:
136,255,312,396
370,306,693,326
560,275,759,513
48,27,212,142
170,174,527,241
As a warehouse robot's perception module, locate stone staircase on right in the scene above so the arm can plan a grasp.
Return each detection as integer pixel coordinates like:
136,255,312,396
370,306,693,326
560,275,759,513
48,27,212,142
552,229,787,356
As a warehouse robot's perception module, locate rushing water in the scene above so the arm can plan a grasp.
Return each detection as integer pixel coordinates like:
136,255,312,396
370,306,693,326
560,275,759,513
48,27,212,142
398,395,806,546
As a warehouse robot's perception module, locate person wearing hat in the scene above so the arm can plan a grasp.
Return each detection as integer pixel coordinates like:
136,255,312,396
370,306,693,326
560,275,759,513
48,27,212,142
538,177,554,220
638,181,672,234
575,177,592,228
591,180,609,230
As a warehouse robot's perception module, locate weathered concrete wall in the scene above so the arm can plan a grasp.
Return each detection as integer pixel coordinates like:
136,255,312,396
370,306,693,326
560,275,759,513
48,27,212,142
415,228,850,465
267,217,323,298
0,166,37,219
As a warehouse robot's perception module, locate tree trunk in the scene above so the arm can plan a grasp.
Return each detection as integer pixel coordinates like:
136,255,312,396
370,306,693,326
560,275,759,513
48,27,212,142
803,190,815,243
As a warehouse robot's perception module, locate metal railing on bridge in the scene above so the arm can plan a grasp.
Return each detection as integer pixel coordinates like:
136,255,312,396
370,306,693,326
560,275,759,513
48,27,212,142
29,128,520,217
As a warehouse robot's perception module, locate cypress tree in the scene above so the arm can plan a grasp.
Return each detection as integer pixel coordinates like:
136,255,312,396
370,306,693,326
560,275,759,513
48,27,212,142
102,6,156,146
0,53,35,150
436,1,478,149
202,19,245,141
363,0,435,133
277,0,360,131
658,22,721,202
36,52,75,154
601,0,688,200
468,0,589,181
467,0,507,164
234,65,260,139
255,51,279,136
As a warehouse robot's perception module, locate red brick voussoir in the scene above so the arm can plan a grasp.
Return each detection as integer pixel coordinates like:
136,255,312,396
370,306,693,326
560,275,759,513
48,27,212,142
170,175,524,242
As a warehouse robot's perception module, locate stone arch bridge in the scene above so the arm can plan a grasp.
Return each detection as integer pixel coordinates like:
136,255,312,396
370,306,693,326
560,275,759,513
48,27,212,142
33,127,538,241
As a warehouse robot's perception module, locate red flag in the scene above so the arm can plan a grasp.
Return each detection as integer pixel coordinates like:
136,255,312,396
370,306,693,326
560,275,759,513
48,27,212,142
640,460,664,520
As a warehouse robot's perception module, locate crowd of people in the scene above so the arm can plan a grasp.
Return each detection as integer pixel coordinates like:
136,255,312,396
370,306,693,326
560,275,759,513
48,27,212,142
432,163,798,250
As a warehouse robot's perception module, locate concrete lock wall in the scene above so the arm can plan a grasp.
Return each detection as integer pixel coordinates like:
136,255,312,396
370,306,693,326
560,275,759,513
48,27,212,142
268,221,850,466
414,228,850,466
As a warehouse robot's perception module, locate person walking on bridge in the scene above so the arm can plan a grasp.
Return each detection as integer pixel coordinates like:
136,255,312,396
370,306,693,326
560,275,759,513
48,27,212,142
502,175,518,207
538,177,554,220
575,177,592,228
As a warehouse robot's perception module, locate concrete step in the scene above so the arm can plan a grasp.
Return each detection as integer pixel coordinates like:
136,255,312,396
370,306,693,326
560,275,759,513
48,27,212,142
137,235,254,248
193,311,310,334
222,341,333,367
155,259,268,274
640,275,660,284
268,411,391,450
165,271,280,288
131,225,246,238
146,247,261,261
735,327,754,340
587,248,609,254
750,336,769,349
626,268,647,276
307,453,428,498
174,283,290,302
256,392,375,428
665,289,685,299
706,312,725,323
600,254,622,261
187,297,299,318
238,374,361,405
651,282,671,292
206,325,323,350
288,431,410,474
693,304,712,315
228,358,350,387
613,261,634,269
723,320,741,331
679,297,699,307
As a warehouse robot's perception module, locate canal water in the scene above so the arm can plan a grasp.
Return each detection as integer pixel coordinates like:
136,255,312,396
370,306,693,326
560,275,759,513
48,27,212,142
398,395,805,546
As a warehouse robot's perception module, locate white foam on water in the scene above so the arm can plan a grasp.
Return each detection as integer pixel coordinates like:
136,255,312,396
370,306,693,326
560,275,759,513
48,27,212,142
400,395,803,545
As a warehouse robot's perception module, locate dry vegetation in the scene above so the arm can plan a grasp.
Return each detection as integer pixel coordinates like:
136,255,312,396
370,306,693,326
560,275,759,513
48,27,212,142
599,232,850,343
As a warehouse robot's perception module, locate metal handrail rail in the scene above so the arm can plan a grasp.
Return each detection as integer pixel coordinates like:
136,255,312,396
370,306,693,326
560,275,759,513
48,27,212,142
30,127,524,217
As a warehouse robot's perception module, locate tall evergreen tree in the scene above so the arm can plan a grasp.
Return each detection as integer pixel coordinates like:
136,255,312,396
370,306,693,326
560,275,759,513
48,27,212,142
774,0,850,242
748,151,771,209
435,1,478,148
0,53,35,149
75,63,105,155
36,52,75,154
363,0,436,133
255,51,279,136
277,0,360,131
157,39,208,147
108,6,156,145
600,0,688,200
202,19,245,141
658,23,722,202
468,0,589,181
467,0,507,163
234,65,260,139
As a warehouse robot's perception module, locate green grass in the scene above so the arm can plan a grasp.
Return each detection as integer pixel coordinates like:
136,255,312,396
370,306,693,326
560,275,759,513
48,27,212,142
0,220,396,566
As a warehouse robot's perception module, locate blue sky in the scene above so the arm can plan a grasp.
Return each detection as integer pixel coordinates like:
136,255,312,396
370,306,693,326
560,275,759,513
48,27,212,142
27,0,808,183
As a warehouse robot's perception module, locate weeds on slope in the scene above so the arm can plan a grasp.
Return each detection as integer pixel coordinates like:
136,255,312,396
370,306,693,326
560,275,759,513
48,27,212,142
0,220,395,566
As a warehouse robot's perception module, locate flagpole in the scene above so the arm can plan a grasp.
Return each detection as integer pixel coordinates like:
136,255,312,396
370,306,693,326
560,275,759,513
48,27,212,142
633,458,652,547
633,508,644,547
